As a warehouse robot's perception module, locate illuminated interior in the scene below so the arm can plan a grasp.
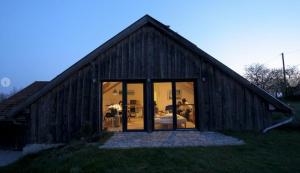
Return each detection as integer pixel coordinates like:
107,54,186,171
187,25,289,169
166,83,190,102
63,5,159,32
127,83,144,130
154,82,173,129
154,82,195,130
175,82,195,129
102,81,195,132
102,82,123,132
102,82,145,131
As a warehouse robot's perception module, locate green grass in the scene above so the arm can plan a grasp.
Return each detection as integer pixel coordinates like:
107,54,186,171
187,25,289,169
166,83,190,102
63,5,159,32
1,100,299,173
1,130,300,173
274,99,300,129
286,100,300,123
271,100,300,126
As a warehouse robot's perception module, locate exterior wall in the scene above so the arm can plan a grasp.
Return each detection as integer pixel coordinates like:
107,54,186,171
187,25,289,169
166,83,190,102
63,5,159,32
27,25,272,143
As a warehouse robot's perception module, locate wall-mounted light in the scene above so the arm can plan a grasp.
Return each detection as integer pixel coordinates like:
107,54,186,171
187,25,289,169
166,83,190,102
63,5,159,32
112,89,118,96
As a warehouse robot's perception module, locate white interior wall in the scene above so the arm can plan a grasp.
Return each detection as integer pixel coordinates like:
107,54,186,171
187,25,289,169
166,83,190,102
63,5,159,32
154,82,194,111
102,82,144,113
102,82,122,112
175,82,194,105
154,83,172,111
102,82,194,113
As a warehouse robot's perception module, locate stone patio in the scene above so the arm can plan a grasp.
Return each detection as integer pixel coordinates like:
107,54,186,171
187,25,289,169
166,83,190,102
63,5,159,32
0,150,22,167
99,131,244,149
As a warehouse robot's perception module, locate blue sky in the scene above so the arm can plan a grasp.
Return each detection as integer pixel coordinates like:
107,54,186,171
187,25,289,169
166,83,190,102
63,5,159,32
1,0,300,93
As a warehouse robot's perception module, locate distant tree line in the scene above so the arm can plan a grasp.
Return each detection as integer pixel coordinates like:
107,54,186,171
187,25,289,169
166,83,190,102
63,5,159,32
244,63,300,98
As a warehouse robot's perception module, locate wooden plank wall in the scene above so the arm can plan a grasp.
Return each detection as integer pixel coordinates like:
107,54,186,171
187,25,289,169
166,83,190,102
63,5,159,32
27,25,272,143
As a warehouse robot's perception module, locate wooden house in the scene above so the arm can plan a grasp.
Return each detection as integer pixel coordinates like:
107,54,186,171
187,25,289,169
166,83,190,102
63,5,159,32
0,15,292,147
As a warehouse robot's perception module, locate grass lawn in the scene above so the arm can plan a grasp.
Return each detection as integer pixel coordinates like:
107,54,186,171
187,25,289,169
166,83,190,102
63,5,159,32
286,100,300,125
1,101,299,173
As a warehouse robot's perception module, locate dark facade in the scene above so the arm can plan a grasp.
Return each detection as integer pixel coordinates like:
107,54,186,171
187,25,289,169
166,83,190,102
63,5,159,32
1,15,292,144
0,81,49,148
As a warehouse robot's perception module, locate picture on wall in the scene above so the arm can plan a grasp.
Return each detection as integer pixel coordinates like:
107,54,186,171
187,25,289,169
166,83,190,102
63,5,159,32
168,90,181,99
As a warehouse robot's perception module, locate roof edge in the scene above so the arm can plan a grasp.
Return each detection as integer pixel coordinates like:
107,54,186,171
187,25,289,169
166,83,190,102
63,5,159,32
145,16,293,113
8,14,293,116
7,15,152,117
1,81,49,118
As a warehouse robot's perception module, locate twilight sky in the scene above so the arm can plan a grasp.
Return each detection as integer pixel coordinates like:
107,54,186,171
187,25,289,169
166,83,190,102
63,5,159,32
1,0,300,94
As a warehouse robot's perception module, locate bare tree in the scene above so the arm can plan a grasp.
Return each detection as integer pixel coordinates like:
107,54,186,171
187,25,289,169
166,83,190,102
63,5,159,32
266,68,285,97
244,63,270,90
286,66,300,87
244,64,300,97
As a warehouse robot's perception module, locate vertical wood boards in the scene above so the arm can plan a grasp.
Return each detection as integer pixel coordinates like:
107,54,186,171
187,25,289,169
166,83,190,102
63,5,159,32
200,61,210,130
27,25,274,143
213,69,223,130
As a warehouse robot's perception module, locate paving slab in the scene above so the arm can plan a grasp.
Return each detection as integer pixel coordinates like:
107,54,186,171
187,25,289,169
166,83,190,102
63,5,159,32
100,131,244,149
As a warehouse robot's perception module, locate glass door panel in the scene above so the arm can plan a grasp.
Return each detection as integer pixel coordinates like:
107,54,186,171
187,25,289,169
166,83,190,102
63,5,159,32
102,81,123,132
153,82,173,130
127,83,144,130
176,82,196,129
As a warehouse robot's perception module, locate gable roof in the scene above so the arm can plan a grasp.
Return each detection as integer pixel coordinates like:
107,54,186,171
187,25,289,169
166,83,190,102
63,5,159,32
7,15,292,117
0,81,49,118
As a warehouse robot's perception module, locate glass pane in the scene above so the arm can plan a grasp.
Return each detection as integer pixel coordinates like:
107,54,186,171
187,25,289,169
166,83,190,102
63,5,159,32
102,82,123,132
154,82,173,130
127,83,144,130
176,82,196,128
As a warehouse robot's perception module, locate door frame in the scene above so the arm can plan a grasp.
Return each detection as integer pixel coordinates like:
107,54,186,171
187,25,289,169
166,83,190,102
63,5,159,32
100,79,198,132
100,79,147,132
124,80,147,132
151,79,198,131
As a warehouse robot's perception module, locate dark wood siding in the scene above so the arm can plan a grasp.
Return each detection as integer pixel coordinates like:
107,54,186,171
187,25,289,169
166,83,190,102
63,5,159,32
27,25,272,143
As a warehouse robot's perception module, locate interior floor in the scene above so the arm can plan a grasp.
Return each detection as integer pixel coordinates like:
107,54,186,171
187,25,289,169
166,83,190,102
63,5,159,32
127,117,144,130
103,116,195,131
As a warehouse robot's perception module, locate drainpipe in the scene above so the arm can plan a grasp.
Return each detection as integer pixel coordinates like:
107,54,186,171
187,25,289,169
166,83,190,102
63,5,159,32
262,116,294,133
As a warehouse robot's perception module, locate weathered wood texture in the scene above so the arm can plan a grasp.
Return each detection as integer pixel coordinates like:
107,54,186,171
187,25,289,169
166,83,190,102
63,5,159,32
27,25,272,143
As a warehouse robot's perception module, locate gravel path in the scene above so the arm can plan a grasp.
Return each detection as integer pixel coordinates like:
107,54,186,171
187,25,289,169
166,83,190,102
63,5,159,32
100,131,244,149
0,150,22,167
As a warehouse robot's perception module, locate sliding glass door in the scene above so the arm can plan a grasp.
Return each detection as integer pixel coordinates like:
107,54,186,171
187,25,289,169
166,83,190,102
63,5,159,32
102,81,123,132
153,81,196,130
126,83,145,130
153,82,173,130
175,82,195,129
101,81,145,132
101,80,196,132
